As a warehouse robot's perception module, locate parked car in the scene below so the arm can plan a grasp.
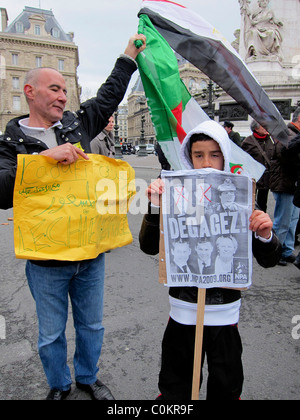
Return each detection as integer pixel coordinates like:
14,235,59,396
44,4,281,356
146,144,155,154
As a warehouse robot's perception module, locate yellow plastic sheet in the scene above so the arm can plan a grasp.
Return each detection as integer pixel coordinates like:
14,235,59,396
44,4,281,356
13,154,136,261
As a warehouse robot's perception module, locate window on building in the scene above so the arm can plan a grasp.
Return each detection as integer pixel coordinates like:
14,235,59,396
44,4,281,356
13,96,21,111
35,25,41,36
12,54,19,66
16,22,24,33
36,56,42,68
58,59,65,71
52,27,60,38
12,77,20,90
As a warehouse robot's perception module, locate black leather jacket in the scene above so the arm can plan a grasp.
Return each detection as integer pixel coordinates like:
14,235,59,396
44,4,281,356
0,56,137,210
139,208,281,306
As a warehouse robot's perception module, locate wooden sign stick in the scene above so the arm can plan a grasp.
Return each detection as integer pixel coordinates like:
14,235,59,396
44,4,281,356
191,288,206,400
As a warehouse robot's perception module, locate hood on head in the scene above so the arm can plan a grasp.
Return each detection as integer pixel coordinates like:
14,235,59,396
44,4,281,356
180,120,231,172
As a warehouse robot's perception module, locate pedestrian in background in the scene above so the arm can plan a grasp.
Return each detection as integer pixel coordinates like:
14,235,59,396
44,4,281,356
91,115,115,157
269,108,300,266
223,120,242,147
242,120,275,212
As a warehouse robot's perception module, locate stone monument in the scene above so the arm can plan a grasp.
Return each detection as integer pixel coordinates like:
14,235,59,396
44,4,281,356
236,0,300,128
238,0,300,85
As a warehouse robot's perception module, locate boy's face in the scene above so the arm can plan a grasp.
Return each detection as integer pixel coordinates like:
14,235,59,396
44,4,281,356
190,140,224,171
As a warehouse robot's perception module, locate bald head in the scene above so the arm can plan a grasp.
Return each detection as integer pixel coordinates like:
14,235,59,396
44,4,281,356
24,67,63,88
23,67,67,128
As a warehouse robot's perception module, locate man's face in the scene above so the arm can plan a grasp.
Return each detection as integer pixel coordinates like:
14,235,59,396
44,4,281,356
26,69,67,128
256,125,269,136
191,140,224,171
196,242,213,262
220,191,235,207
172,243,191,266
218,239,236,262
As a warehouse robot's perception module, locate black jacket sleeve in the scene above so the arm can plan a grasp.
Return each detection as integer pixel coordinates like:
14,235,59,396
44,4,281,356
0,139,17,210
139,211,160,256
252,233,281,268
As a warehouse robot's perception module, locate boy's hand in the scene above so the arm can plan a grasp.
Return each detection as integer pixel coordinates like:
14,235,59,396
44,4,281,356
146,179,165,207
249,210,273,239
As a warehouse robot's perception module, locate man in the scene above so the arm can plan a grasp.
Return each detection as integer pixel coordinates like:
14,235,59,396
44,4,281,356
170,241,192,273
223,121,242,147
215,236,238,276
269,108,300,266
91,115,115,157
217,178,239,211
192,240,214,275
283,107,300,269
287,106,300,138
242,120,275,212
0,34,146,400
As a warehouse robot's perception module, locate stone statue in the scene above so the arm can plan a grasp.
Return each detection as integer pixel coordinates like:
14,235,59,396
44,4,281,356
239,0,283,60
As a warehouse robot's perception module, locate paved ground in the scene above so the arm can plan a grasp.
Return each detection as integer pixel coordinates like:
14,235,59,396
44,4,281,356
0,153,299,400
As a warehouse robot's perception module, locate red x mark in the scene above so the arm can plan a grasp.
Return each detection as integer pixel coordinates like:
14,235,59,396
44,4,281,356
175,186,189,206
198,185,212,203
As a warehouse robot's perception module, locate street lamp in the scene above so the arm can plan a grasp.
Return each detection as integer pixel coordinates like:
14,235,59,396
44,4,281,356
114,110,123,159
136,96,148,157
201,80,220,119
138,113,147,157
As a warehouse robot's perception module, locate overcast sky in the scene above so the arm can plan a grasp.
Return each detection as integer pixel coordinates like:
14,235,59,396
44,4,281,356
1,0,242,101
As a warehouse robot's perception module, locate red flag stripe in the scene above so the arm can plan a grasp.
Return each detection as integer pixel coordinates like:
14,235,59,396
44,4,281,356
171,101,186,143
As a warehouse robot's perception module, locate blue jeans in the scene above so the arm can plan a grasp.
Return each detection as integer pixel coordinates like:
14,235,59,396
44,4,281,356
26,254,105,391
273,192,300,258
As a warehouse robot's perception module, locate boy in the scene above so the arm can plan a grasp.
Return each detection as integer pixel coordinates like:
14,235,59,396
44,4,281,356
139,120,281,400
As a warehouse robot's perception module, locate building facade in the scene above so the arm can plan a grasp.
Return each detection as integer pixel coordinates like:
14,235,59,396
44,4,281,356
127,76,155,145
0,6,80,133
116,104,129,143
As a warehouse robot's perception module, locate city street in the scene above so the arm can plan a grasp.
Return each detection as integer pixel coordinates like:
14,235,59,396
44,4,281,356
0,154,299,400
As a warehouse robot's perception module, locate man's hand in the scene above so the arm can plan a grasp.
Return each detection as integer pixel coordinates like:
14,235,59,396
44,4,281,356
249,209,273,239
124,34,146,60
40,143,89,165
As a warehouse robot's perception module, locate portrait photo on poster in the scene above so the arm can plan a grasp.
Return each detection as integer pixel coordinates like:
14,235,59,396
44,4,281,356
161,169,253,289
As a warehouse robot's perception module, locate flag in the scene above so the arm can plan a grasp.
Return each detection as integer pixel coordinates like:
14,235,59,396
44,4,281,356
136,13,265,181
138,0,289,146
136,14,208,170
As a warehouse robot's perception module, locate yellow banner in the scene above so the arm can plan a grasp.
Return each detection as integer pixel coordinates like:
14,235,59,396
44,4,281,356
13,154,136,261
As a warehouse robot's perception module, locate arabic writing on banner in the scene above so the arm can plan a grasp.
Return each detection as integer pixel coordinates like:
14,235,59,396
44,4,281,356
161,169,253,289
13,154,136,261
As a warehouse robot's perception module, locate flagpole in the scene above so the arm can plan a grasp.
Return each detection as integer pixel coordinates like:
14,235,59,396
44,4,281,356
191,288,206,400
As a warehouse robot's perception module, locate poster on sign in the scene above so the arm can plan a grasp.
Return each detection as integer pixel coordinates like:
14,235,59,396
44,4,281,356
161,169,253,289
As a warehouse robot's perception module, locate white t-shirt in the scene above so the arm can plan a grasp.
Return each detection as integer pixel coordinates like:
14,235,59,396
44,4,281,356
19,118,62,149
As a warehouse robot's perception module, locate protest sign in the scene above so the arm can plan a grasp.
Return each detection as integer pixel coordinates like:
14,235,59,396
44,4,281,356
160,169,253,290
13,154,135,261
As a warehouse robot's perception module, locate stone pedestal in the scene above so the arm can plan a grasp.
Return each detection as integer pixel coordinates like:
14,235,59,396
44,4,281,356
239,0,300,84
236,0,300,129
247,58,286,85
